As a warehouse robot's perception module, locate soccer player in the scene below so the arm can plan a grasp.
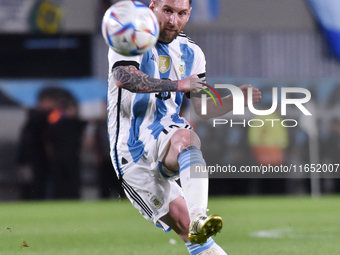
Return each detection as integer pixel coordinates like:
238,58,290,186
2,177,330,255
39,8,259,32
106,0,261,254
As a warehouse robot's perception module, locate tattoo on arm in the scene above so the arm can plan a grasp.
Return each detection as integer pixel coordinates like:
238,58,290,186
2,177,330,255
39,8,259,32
113,65,178,93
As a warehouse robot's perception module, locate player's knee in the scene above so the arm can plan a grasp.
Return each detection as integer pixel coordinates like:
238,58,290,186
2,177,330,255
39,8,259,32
171,129,200,153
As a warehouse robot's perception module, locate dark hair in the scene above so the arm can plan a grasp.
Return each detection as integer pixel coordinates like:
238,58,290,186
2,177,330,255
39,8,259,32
154,0,192,6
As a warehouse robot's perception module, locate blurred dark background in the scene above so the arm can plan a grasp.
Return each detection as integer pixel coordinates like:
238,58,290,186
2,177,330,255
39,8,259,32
0,0,339,201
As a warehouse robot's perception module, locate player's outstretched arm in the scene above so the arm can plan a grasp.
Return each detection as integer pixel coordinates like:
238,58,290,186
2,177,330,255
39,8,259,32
113,65,178,93
190,84,262,120
113,65,198,93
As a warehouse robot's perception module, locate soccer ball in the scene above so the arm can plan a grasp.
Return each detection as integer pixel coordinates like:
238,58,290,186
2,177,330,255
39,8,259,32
101,1,159,56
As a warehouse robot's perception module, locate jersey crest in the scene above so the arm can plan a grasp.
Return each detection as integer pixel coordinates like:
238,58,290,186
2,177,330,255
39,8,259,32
159,56,170,73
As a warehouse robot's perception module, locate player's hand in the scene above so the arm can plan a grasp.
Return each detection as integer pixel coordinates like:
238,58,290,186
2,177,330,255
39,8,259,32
239,84,262,107
177,74,199,93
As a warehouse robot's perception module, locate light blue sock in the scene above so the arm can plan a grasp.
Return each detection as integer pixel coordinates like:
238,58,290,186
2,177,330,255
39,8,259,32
178,147,209,221
178,148,206,172
185,237,215,255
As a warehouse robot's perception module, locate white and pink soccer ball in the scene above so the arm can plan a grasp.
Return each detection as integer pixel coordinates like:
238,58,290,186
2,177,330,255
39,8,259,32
101,1,159,56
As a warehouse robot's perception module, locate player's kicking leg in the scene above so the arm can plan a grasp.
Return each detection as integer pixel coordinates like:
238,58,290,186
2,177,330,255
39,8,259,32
162,129,226,254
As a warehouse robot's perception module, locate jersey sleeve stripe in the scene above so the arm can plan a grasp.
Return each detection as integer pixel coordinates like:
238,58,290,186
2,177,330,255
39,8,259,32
112,60,140,72
198,73,206,79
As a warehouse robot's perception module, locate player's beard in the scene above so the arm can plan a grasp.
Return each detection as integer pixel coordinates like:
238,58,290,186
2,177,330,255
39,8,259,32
158,27,180,44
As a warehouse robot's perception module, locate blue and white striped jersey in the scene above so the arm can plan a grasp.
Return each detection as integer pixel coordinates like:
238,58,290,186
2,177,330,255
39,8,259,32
107,33,206,178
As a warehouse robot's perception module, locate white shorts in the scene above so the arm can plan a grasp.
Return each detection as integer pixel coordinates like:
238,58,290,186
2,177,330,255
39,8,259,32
120,122,192,232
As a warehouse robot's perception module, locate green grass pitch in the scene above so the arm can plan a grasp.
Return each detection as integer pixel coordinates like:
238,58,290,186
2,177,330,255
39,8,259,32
1,196,340,255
